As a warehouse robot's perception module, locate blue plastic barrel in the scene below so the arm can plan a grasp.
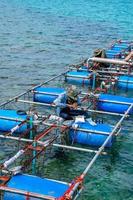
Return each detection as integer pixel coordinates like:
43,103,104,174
106,50,121,58
33,87,66,104
111,43,130,51
65,71,91,85
106,43,131,59
118,76,133,90
106,49,121,54
4,174,69,200
97,94,133,114
69,121,113,147
0,110,27,133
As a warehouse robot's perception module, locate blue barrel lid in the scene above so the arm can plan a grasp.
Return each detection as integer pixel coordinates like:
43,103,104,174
118,75,133,81
66,71,91,77
34,87,66,94
0,110,27,120
72,121,112,133
106,49,121,54
113,43,130,48
99,94,133,103
4,174,69,199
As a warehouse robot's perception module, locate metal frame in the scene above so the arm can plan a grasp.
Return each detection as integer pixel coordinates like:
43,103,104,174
0,54,133,199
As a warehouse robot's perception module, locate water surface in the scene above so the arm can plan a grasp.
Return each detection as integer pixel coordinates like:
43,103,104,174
0,1,133,199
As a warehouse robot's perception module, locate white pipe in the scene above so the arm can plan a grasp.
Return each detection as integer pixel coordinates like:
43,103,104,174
17,99,56,107
0,116,24,122
88,57,130,65
53,144,107,155
3,150,24,168
99,99,133,106
33,91,63,96
0,135,34,142
72,127,111,135
95,70,129,75
87,109,128,117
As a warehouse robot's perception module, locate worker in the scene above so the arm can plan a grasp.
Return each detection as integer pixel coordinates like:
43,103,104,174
94,72,117,93
92,48,109,70
59,85,89,120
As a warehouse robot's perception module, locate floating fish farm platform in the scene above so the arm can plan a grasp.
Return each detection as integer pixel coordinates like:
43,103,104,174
0,40,133,199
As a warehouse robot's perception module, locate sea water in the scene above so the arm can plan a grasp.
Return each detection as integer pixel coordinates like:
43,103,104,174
0,0,133,199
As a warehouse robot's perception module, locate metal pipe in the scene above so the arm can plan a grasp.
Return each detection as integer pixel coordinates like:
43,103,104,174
41,121,112,136
75,68,130,75
0,70,68,108
92,72,96,90
81,92,132,108
0,134,58,148
17,99,56,107
95,70,129,75
87,109,128,117
53,144,107,155
0,116,25,122
69,102,133,198
33,91,63,96
0,135,34,142
98,99,133,106
0,186,55,200
73,188,83,200
88,57,130,65
71,127,111,135
68,182,82,199
81,102,133,178
0,134,57,146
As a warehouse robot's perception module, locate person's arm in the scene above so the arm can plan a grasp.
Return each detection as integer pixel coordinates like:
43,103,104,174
124,51,133,61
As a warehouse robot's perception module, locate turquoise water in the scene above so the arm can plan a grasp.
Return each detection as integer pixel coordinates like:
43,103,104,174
0,0,133,199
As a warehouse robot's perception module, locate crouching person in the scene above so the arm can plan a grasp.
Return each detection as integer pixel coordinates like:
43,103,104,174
59,85,89,120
